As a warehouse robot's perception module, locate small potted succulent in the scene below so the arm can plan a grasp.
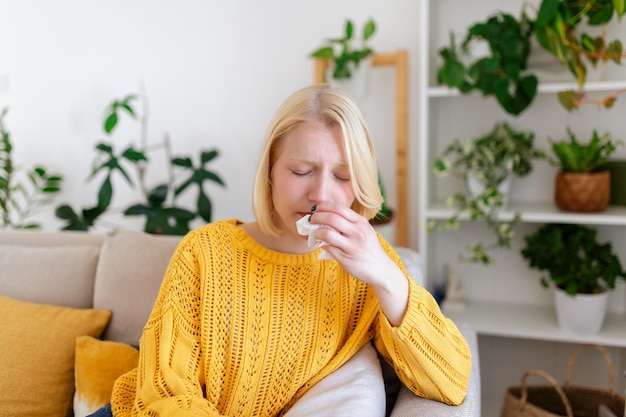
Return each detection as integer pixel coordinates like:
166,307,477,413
544,128,622,212
430,122,543,264
520,223,626,333
310,18,377,98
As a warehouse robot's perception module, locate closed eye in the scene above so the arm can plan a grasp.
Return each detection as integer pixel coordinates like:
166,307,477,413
291,170,311,176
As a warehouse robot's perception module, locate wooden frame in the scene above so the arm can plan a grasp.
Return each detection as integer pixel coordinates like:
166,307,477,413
314,49,409,247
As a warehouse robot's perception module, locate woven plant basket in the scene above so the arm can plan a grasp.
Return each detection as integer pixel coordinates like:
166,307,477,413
555,171,610,213
501,345,625,417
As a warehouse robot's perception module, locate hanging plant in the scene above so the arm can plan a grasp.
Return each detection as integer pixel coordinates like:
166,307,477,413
534,0,626,110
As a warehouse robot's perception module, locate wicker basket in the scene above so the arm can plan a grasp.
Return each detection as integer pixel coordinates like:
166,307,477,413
554,171,610,213
501,345,625,417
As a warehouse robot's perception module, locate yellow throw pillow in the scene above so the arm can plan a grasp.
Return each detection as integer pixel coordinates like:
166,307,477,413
73,336,139,417
0,295,111,417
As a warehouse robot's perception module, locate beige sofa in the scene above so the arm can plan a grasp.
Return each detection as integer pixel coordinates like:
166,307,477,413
0,228,480,417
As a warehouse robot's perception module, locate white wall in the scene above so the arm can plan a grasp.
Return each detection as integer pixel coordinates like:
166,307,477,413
0,0,421,245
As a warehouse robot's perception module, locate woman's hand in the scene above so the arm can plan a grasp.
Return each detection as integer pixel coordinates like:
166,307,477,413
310,202,409,326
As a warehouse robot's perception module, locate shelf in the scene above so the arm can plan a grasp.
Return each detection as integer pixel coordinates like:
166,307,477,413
426,202,626,225
427,80,626,98
443,301,626,347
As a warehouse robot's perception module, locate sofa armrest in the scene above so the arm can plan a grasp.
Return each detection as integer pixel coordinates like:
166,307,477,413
389,322,481,417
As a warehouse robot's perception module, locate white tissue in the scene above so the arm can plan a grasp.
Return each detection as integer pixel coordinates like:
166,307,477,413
296,215,334,260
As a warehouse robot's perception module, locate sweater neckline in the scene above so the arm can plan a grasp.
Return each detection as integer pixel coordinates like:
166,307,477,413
222,219,326,265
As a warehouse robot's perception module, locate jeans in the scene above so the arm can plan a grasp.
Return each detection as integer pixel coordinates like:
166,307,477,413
88,403,113,417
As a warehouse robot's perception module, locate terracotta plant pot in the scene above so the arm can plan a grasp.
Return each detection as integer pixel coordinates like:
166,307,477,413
554,170,610,212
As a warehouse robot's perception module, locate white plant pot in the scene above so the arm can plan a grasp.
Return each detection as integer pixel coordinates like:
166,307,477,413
553,286,609,334
466,172,512,209
326,57,371,100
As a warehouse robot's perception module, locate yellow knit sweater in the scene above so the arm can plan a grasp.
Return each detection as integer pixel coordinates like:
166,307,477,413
111,219,471,417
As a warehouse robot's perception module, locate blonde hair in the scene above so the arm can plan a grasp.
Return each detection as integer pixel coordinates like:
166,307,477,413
252,84,383,236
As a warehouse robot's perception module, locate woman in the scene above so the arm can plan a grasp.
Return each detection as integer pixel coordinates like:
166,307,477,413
104,84,471,416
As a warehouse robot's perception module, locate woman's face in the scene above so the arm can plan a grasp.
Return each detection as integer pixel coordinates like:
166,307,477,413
270,121,355,243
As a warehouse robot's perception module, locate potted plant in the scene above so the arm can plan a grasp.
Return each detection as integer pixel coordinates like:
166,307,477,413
0,107,63,229
437,11,538,116
310,18,376,98
55,93,226,235
544,128,622,212
430,122,543,264
520,223,626,333
533,0,626,111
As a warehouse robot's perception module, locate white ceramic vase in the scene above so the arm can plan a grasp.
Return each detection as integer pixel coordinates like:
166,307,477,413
553,286,609,334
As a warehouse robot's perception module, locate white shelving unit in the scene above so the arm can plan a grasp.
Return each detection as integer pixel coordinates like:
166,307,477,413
418,1,626,415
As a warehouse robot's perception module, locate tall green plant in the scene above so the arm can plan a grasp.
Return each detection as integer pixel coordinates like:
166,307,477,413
56,94,226,235
0,107,63,229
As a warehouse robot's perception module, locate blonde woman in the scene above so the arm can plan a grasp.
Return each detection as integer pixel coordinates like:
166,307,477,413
94,84,471,417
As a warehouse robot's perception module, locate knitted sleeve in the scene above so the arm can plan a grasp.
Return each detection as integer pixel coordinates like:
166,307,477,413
112,231,224,417
373,243,472,406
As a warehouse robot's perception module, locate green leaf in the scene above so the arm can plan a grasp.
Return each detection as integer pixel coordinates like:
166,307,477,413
363,19,376,41
345,20,354,40
97,175,113,209
172,157,193,168
55,204,78,220
197,191,213,223
535,0,559,26
615,0,625,17
122,147,148,163
439,59,466,88
200,149,219,164
557,90,578,111
604,97,617,108
95,142,113,154
608,40,623,64
310,46,335,59
124,204,151,216
148,184,169,207
104,112,118,134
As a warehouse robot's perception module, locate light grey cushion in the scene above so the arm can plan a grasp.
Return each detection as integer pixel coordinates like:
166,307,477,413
0,244,100,308
284,342,386,417
93,230,181,345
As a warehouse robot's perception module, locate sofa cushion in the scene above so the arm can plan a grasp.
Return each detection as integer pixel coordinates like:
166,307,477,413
284,342,386,417
0,244,100,308
93,229,181,345
0,295,111,417
74,336,139,417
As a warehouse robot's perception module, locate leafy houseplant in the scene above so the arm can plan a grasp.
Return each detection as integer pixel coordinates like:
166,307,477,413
56,93,226,235
534,0,626,110
437,11,538,116
521,223,626,333
310,18,377,81
430,122,543,264
544,128,622,212
0,107,63,229
521,223,626,294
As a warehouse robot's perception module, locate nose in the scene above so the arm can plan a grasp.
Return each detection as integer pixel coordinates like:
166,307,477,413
308,174,332,204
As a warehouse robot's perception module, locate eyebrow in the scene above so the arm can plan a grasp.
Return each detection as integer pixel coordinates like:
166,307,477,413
288,158,349,167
